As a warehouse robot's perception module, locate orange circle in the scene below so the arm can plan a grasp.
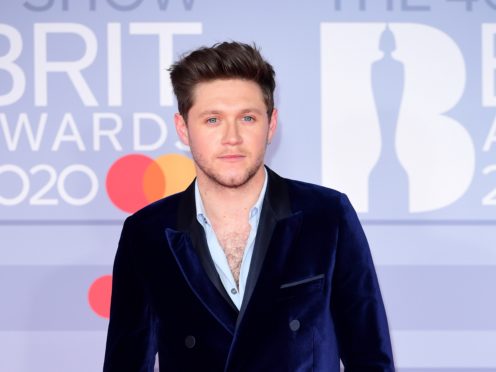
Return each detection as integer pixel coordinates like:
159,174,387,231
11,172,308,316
153,154,196,197
88,275,112,319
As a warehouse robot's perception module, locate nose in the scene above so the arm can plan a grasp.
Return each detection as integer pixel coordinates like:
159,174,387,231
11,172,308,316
222,120,242,145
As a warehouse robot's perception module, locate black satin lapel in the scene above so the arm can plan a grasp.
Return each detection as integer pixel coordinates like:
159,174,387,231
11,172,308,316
237,167,294,325
176,181,237,311
239,198,276,318
236,212,303,328
165,228,237,334
189,220,237,309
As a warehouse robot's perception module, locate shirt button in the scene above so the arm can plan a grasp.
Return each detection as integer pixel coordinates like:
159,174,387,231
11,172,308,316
184,335,196,349
231,288,237,294
289,319,300,331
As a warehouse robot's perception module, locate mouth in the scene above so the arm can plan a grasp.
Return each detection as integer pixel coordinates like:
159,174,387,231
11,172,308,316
218,154,246,161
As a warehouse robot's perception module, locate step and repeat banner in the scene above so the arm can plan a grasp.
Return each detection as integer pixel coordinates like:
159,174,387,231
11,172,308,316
1,1,496,370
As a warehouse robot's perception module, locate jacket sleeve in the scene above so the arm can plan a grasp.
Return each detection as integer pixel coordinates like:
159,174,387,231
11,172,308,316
103,216,157,372
331,194,395,371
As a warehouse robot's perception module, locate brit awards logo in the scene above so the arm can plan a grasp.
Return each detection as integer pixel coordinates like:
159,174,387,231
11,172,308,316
321,22,476,216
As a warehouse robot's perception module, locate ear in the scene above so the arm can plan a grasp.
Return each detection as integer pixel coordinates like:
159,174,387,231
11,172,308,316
174,113,190,146
267,108,278,143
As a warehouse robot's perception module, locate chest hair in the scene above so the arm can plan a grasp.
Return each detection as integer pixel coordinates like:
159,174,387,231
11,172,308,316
212,221,251,288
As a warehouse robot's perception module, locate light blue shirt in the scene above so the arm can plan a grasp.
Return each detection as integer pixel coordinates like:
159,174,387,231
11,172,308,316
194,169,268,310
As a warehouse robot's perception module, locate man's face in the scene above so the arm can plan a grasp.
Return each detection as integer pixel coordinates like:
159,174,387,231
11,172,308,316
175,78,277,189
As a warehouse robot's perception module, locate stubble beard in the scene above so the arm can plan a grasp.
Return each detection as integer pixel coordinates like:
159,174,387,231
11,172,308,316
191,149,265,189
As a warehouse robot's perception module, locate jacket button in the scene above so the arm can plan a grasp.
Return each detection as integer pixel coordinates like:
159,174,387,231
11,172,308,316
184,335,196,348
289,319,300,331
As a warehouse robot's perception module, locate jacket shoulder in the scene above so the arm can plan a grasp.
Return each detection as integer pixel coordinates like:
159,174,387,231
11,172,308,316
126,189,185,227
285,176,342,198
283,176,347,210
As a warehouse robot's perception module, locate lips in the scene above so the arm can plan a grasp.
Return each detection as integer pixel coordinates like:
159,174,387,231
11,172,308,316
218,152,245,158
218,154,245,162
219,154,244,158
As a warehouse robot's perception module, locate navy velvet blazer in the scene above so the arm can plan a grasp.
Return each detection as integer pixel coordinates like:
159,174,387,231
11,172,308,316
103,167,395,371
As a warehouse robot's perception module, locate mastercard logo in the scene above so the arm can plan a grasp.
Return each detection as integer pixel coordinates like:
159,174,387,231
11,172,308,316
106,153,196,213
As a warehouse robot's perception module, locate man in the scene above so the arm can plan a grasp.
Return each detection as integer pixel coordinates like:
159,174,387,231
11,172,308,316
103,41,394,371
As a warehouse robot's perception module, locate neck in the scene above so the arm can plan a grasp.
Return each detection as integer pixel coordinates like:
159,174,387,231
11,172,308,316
197,166,266,221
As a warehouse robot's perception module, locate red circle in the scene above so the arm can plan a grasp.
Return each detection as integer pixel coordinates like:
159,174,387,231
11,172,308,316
106,154,163,213
88,275,112,319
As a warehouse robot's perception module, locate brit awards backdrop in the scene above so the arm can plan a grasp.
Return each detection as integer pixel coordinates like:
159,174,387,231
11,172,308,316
1,0,495,371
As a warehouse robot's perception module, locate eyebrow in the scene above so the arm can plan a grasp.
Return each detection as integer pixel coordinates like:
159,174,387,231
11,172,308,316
198,110,221,116
240,108,265,115
197,108,265,117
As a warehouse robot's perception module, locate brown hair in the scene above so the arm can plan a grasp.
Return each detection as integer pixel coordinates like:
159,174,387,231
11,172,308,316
169,41,276,121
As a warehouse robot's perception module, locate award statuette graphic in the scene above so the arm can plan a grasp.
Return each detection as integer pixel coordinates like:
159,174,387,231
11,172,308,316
368,26,409,218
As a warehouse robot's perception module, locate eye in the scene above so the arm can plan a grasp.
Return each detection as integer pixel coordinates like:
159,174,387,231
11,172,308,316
242,115,255,122
206,117,218,125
